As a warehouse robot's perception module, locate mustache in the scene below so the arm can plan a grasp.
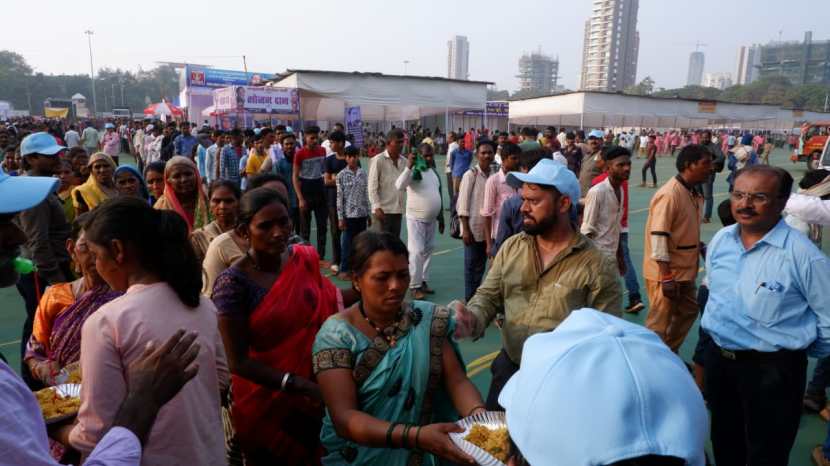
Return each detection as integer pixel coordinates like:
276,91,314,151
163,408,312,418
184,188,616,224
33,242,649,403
736,208,757,216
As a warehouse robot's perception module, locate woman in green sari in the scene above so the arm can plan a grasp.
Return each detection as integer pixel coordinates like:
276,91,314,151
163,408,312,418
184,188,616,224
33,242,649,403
313,231,483,466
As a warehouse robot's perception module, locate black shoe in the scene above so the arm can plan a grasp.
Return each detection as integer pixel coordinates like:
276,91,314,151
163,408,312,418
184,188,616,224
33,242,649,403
804,392,827,413
625,300,645,313
420,282,436,294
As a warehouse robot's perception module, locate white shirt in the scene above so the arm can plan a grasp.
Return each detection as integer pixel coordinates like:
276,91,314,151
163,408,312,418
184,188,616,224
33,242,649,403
580,178,624,258
557,131,568,148
445,142,459,173
321,139,351,156
395,166,442,221
64,130,81,148
552,151,568,166
785,192,830,226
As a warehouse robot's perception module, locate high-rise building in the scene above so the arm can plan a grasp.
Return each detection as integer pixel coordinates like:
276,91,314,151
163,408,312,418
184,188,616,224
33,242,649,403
735,45,761,85
687,51,705,86
447,35,470,80
517,50,560,95
580,0,640,92
702,72,733,90
757,31,830,85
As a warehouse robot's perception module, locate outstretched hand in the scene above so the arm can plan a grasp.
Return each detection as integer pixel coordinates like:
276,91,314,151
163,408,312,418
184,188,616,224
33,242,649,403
448,300,477,340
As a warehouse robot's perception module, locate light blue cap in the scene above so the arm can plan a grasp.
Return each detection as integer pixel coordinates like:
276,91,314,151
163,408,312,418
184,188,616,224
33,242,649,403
0,166,59,214
104,122,115,129
499,309,708,466
506,158,580,206
588,129,605,139
20,132,66,157
253,128,262,135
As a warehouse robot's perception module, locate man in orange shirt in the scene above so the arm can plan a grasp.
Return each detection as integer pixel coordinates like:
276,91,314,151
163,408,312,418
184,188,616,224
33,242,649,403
643,144,713,352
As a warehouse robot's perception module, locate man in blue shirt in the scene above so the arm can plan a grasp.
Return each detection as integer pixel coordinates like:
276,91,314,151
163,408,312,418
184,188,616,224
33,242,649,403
701,165,830,466
448,141,472,196
173,122,199,158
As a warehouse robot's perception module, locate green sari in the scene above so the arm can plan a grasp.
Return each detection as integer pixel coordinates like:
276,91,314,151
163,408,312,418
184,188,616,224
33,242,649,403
312,301,460,466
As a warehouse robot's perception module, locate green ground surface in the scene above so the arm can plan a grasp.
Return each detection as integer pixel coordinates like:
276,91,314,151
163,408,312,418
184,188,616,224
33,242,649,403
2,149,828,464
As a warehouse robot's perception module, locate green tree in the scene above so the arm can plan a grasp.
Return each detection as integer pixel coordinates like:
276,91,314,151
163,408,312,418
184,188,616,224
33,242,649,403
624,76,655,96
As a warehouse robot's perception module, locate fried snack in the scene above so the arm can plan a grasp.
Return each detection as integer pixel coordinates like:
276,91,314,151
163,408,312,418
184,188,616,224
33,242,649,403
35,388,80,421
66,368,82,384
465,424,509,462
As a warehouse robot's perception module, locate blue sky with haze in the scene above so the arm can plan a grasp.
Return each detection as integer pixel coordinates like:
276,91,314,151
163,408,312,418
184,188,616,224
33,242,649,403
4,0,828,91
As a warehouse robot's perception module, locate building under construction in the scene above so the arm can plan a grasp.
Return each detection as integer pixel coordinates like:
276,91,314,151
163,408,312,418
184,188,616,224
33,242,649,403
758,31,830,85
517,51,560,95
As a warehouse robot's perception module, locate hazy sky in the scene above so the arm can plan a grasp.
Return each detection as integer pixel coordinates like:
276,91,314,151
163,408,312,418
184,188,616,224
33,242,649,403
4,0,828,92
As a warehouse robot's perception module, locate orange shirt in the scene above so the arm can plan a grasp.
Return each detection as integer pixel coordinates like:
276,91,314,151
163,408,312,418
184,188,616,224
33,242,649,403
642,176,703,282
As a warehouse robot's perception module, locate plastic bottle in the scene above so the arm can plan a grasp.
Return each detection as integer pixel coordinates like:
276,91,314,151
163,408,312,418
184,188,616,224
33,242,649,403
13,257,36,274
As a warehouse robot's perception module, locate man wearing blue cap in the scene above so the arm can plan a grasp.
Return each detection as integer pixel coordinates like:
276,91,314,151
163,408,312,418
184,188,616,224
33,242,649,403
499,309,708,466
454,158,622,410
14,132,72,388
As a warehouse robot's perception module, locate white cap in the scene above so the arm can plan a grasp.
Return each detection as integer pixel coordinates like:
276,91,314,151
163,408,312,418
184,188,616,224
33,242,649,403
499,309,708,466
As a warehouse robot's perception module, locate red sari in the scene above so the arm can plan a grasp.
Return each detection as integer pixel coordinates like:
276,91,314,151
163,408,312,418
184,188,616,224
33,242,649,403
231,245,339,465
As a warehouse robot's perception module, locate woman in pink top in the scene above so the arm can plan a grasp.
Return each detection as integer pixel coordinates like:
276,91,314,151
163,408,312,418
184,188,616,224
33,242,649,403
70,197,229,466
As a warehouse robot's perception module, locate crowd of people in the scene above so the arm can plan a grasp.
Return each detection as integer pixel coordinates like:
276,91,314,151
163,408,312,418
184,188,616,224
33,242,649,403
1,114,830,466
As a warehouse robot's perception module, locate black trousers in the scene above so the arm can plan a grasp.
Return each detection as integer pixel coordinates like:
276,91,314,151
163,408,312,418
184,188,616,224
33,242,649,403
373,213,402,238
485,349,519,411
326,189,342,267
300,184,328,260
704,344,806,466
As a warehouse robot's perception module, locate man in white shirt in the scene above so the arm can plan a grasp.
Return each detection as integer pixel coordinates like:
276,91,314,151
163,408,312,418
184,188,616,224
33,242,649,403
395,143,444,299
321,123,352,155
581,146,631,273
64,124,81,148
81,121,100,153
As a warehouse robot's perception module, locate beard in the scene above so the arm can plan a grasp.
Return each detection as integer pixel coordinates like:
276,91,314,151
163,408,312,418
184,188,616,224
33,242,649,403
522,214,557,236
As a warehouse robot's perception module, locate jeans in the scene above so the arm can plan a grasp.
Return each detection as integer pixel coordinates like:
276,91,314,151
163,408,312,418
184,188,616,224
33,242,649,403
702,173,716,220
300,184,328,260
326,190,342,267
619,232,640,303
464,241,487,301
642,158,656,184
808,357,830,396
485,349,520,411
339,217,368,272
446,172,454,201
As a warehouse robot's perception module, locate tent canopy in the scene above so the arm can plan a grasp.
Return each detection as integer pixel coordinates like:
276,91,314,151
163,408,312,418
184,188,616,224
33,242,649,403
267,69,491,121
508,91,830,130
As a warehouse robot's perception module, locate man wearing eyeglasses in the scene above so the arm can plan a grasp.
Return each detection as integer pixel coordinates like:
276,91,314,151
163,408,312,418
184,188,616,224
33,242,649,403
701,165,830,466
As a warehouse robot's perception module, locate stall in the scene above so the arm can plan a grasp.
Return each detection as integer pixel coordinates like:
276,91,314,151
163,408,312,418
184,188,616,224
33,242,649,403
265,69,490,126
179,65,276,125
211,85,300,129
508,91,830,130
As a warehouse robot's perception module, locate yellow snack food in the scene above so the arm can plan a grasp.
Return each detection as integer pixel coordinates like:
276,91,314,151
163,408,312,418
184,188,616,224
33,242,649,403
465,424,509,463
35,388,80,421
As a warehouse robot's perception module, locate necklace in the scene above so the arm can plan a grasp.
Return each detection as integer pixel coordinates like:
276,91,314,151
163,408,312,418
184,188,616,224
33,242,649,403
358,300,403,347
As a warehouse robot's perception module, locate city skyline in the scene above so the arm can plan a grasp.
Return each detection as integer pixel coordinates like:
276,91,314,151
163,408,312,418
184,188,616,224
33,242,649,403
2,0,829,94
447,35,470,80
580,0,640,92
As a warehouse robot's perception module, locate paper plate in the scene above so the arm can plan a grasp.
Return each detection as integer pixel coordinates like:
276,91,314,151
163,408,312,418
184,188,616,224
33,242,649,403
449,411,508,466
36,384,82,425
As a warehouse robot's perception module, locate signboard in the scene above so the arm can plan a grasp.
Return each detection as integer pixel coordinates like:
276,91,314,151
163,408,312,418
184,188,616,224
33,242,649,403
214,86,299,114
186,65,275,89
459,101,509,117
697,101,717,113
345,106,364,148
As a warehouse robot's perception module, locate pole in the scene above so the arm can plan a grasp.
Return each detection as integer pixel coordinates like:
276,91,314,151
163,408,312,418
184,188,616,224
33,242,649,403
824,93,829,112
403,60,409,75
85,30,97,116
242,55,249,81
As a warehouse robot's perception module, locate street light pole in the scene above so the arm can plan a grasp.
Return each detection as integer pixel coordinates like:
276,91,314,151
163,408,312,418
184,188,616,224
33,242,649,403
403,60,410,75
84,30,97,116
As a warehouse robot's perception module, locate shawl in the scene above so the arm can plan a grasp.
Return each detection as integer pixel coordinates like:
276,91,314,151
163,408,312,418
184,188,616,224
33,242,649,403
154,155,210,231
71,152,117,210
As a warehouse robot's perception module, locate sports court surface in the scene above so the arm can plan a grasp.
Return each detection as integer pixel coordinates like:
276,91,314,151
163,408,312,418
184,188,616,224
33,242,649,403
1,149,828,464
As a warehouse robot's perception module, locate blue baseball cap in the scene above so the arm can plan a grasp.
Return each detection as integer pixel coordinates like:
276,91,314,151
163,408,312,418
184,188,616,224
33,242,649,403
104,123,115,129
499,309,708,466
20,132,66,157
588,129,605,139
506,158,581,206
0,167,59,214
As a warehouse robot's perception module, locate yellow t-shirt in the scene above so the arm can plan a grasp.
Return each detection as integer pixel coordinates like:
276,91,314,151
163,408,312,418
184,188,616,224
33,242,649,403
245,150,266,175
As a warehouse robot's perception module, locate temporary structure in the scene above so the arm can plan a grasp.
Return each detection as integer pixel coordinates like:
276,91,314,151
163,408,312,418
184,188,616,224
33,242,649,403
266,69,491,122
143,101,184,118
508,91,830,130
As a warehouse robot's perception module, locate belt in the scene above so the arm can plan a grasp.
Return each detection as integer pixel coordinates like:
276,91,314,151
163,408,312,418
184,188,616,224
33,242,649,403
717,346,805,362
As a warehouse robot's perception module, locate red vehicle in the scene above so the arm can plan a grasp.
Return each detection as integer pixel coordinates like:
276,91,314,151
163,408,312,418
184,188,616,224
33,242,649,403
793,122,830,170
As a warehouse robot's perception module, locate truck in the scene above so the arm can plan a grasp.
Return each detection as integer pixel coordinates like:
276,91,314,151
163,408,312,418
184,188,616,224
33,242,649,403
792,122,830,171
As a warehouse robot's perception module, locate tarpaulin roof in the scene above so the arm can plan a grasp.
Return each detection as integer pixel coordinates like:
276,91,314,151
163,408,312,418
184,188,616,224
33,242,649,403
508,91,830,130
267,69,491,121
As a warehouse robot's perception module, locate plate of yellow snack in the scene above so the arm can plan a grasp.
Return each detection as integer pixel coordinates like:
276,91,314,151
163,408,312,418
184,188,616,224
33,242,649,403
449,411,509,466
35,383,81,424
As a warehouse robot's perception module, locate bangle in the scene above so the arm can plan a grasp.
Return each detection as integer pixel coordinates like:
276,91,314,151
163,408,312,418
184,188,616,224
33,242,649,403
386,422,401,449
401,424,412,449
414,425,423,451
280,372,292,391
466,404,486,417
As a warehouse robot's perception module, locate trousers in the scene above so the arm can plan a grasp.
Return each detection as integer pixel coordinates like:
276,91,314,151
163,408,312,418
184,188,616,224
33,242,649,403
339,217,368,273
406,217,437,289
644,279,698,352
299,184,328,260
485,349,520,411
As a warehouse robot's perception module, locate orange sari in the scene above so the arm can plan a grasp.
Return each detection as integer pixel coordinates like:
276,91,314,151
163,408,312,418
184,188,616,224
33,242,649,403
231,245,339,465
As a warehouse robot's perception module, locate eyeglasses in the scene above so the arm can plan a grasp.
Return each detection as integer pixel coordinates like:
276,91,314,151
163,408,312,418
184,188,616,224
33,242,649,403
730,191,773,205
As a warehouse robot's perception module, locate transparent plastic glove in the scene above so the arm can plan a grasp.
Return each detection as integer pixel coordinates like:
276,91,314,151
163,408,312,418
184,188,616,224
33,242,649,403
448,300,477,341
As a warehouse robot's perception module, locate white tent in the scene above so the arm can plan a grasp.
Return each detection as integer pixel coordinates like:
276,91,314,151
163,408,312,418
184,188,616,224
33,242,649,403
266,69,490,121
508,91,830,130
